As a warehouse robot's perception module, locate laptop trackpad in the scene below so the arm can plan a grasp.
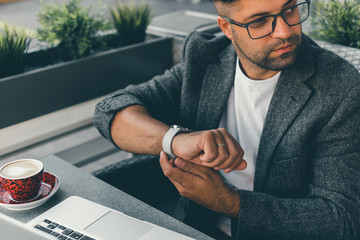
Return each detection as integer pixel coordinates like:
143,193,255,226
84,211,153,240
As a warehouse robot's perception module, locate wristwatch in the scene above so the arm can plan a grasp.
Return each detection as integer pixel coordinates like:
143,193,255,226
162,125,191,159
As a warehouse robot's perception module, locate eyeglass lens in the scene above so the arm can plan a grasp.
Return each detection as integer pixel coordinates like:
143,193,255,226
248,1,309,39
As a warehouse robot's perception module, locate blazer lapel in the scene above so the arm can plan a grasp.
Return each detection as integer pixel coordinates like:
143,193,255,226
191,34,317,191
195,45,237,130
254,37,315,191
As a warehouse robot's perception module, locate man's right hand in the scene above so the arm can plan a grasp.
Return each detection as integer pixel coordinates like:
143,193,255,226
171,128,247,173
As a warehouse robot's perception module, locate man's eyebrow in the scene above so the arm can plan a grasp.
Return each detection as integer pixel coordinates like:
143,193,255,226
283,0,296,7
243,0,295,22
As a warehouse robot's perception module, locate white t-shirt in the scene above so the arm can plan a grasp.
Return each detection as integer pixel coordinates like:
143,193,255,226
217,58,280,235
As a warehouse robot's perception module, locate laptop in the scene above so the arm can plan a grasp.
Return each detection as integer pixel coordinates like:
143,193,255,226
0,212,53,240
26,196,195,240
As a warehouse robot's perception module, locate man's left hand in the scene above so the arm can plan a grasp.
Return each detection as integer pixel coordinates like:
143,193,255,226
159,151,240,218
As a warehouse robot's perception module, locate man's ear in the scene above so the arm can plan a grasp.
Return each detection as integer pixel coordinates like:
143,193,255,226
217,16,234,40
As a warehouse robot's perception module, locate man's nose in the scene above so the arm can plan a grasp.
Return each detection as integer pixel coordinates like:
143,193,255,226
271,16,292,39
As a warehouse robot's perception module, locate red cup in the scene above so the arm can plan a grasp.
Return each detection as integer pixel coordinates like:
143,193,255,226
0,159,44,202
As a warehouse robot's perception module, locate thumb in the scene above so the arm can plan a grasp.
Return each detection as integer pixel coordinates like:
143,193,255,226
234,159,247,170
160,151,169,161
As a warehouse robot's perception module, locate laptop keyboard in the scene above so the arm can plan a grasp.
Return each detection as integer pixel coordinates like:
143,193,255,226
34,219,96,240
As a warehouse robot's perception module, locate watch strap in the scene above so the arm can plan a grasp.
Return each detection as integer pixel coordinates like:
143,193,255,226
162,127,181,159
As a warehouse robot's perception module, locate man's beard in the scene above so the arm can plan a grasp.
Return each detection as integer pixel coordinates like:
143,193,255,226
234,34,301,71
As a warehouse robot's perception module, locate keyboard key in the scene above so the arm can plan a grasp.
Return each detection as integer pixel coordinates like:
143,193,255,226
51,232,61,237
51,222,60,227
58,225,67,230
69,232,83,239
48,224,57,229
35,224,52,234
58,236,68,240
62,229,74,236
44,219,52,224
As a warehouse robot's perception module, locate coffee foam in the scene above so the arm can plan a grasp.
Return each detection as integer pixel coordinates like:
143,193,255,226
1,160,41,179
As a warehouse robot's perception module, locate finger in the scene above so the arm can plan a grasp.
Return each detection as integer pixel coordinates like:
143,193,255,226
159,151,192,186
201,129,237,169
212,129,235,168
210,129,230,167
174,158,206,178
198,131,219,163
199,130,229,166
186,156,204,166
234,158,247,170
216,131,248,171
159,152,190,196
225,133,246,171
223,156,247,173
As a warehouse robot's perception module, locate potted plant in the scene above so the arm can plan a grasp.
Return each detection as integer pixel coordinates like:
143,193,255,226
0,0,173,129
36,0,110,60
310,0,360,49
109,1,153,46
0,22,31,78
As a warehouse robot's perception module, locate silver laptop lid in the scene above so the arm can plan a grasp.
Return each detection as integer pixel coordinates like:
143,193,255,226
0,212,54,240
27,196,195,240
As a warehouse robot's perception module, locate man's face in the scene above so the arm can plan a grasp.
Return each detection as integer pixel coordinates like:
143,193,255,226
216,0,303,79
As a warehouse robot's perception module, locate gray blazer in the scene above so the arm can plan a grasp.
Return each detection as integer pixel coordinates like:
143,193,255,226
94,32,360,240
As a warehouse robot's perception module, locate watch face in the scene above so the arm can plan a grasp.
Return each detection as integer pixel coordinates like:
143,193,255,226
171,125,191,133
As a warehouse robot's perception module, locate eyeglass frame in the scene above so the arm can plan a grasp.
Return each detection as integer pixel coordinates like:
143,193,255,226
220,0,311,40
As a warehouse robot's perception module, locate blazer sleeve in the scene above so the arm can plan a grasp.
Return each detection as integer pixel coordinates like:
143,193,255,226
233,85,360,240
93,63,184,143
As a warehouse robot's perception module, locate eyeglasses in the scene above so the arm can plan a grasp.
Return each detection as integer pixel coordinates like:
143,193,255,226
221,0,311,40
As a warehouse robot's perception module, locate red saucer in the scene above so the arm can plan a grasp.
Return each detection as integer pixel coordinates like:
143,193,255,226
0,172,60,210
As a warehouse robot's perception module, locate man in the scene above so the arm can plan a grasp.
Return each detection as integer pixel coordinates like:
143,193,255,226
94,0,360,239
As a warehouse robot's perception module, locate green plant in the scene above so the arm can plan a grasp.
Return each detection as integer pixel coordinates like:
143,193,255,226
0,22,31,78
110,1,152,46
37,0,110,60
309,0,360,49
